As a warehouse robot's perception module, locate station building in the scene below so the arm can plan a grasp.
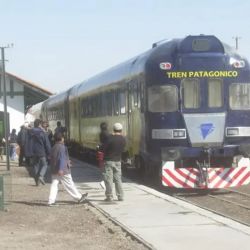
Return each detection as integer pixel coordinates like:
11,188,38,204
0,72,52,139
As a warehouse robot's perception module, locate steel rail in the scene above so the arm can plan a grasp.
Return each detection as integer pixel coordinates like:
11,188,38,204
208,194,250,210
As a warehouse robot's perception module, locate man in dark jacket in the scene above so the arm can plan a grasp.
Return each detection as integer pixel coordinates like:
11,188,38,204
17,125,28,166
31,119,51,186
103,123,126,202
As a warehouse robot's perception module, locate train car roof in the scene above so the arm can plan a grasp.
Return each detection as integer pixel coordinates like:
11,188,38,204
56,35,247,99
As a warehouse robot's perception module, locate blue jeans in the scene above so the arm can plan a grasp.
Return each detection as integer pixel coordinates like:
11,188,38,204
9,143,16,161
33,156,48,179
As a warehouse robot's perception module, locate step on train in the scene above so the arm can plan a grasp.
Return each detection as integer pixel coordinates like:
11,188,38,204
30,35,250,189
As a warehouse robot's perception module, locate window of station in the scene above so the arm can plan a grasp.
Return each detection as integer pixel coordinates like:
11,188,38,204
230,83,250,110
182,79,200,109
148,85,178,112
208,79,223,108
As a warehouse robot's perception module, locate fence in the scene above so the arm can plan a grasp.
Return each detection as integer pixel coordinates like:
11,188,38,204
0,171,12,210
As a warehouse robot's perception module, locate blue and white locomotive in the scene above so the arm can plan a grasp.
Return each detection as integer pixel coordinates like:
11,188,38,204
40,35,250,189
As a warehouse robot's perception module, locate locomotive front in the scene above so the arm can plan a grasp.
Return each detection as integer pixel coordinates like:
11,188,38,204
148,35,250,188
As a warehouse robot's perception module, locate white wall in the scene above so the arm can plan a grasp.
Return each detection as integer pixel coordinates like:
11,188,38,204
0,75,25,133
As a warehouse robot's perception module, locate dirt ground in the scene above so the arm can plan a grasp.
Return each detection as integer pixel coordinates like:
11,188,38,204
0,164,148,250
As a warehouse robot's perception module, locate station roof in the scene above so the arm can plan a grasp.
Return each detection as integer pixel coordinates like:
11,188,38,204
6,72,53,112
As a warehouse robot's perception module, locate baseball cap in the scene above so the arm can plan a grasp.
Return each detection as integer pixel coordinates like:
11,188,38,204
113,123,123,131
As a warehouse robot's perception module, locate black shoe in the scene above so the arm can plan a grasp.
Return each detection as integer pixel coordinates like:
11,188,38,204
104,197,113,202
35,177,39,186
118,197,124,201
39,177,45,185
78,193,88,203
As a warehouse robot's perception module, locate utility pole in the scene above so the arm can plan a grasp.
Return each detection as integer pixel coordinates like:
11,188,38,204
232,36,241,50
0,44,13,171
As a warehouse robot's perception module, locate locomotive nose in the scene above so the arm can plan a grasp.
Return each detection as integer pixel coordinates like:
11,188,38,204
161,148,181,161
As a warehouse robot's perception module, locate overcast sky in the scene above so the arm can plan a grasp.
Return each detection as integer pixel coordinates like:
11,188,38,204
1,0,250,93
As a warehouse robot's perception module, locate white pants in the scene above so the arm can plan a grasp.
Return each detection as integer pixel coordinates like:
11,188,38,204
48,174,82,204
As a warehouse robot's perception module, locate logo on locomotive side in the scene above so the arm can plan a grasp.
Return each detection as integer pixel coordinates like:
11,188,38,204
199,123,215,139
166,70,238,78
159,62,172,70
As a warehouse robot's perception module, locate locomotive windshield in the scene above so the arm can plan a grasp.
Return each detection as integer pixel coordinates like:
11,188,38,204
208,79,223,107
182,79,200,108
148,85,178,112
181,78,223,109
230,83,250,110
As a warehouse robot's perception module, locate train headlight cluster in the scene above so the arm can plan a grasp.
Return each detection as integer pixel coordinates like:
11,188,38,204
152,129,186,139
229,57,245,68
226,127,250,137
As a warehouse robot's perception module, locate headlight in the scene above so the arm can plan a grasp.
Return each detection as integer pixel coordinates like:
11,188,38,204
226,128,239,136
229,57,245,68
173,129,186,138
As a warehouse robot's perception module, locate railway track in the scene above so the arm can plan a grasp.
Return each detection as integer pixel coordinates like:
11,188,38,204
208,188,250,210
170,188,250,227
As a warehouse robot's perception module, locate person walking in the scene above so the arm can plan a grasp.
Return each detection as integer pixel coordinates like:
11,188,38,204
0,138,5,161
97,122,110,189
42,120,53,146
30,119,51,186
9,129,18,161
17,124,28,166
48,132,88,206
54,121,67,136
24,123,33,167
103,123,126,202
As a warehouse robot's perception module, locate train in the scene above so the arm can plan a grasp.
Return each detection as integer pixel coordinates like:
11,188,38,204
33,34,250,189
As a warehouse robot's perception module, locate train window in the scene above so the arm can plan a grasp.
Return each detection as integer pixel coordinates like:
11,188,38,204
182,79,200,109
113,90,119,115
101,93,107,116
80,99,85,117
148,85,178,112
96,94,102,116
230,83,250,110
140,81,144,112
119,91,126,114
107,91,112,116
74,102,77,117
92,97,97,117
133,83,139,107
208,79,223,107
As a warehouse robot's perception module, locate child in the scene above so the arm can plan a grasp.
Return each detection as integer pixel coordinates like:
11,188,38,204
48,132,88,206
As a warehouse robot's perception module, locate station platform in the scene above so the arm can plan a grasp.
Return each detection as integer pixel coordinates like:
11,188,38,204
70,159,250,250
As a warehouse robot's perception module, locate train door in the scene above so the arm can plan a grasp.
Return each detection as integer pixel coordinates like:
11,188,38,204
64,92,70,140
127,80,141,158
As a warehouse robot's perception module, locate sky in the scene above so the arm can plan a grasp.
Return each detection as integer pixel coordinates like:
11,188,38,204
1,0,250,94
